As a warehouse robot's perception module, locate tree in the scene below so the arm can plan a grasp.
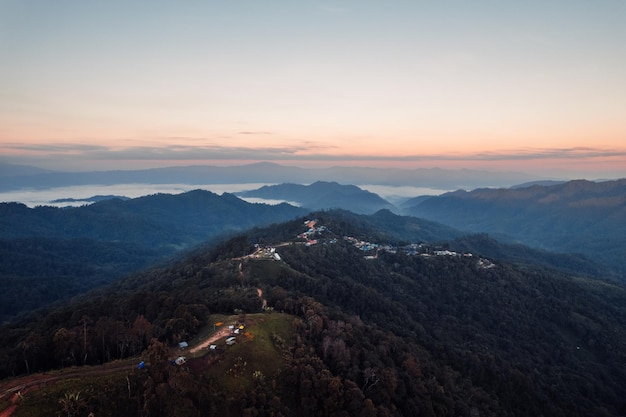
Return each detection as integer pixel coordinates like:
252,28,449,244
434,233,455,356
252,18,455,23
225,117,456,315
17,332,42,374
145,338,171,384
53,327,77,367
131,314,153,355
78,315,92,365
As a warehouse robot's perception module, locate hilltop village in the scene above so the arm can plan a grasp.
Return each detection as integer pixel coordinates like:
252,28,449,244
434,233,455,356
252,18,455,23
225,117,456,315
249,219,496,269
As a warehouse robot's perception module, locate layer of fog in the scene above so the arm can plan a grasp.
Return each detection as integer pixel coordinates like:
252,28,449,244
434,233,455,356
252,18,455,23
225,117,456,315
0,183,448,208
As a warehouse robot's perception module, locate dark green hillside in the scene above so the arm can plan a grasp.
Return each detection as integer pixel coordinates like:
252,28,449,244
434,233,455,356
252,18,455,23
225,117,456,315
1,212,625,416
272,242,626,416
243,210,608,279
241,209,464,247
365,209,464,242
0,238,162,322
0,190,306,321
450,233,614,278
404,179,626,277
0,190,306,249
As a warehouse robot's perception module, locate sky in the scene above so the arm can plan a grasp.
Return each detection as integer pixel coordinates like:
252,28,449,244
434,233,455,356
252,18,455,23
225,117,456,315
1,0,625,179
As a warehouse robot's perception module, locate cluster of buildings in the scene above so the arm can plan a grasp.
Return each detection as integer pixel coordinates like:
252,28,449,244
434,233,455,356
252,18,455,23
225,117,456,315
297,219,330,246
250,245,282,261
299,219,497,270
343,236,395,258
248,218,496,270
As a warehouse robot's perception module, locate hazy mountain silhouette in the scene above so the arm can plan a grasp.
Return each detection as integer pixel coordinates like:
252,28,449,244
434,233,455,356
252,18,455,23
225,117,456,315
509,180,567,188
404,179,626,276
0,161,543,191
236,181,396,214
0,162,53,177
50,195,131,203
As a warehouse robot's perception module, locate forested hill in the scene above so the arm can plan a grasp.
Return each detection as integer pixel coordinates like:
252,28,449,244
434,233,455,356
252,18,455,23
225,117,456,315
237,209,465,248
404,178,626,276
0,190,307,322
236,181,395,214
450,233,615,279
0,189,307,248
1,211,625,416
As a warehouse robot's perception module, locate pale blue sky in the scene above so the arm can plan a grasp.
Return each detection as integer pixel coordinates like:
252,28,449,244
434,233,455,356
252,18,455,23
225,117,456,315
1,1,625,178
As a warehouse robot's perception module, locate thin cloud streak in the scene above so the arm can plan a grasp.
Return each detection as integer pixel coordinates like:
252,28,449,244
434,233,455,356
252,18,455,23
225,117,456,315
2,141,626,165
470,147,626,161
2,143,109,153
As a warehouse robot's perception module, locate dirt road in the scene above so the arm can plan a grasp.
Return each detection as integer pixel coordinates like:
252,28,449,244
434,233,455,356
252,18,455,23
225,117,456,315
0,362,135,417
189,327,230,353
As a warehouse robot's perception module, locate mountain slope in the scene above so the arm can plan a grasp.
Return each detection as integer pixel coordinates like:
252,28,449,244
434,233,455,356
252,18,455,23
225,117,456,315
0,189,306,249
1,211,624,416
450,233,613,278
0,237,162,323
404,179,626,277
0,190,307,321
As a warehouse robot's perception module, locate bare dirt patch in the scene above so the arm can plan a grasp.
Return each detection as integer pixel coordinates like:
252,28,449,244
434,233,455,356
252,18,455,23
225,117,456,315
189,327,230,353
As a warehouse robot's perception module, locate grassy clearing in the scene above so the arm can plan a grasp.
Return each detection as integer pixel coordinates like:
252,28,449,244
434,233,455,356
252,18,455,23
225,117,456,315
206,312,294,392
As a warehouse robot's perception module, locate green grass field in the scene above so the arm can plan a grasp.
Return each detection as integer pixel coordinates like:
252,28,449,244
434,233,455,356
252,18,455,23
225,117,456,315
200,312,294,391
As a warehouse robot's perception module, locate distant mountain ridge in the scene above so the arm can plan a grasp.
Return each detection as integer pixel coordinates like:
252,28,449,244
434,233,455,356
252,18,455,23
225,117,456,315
509,180,567,188
0,162,53,177
236,181,395,214
0,161,542,191
404,178,626,276
51,195,130,203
